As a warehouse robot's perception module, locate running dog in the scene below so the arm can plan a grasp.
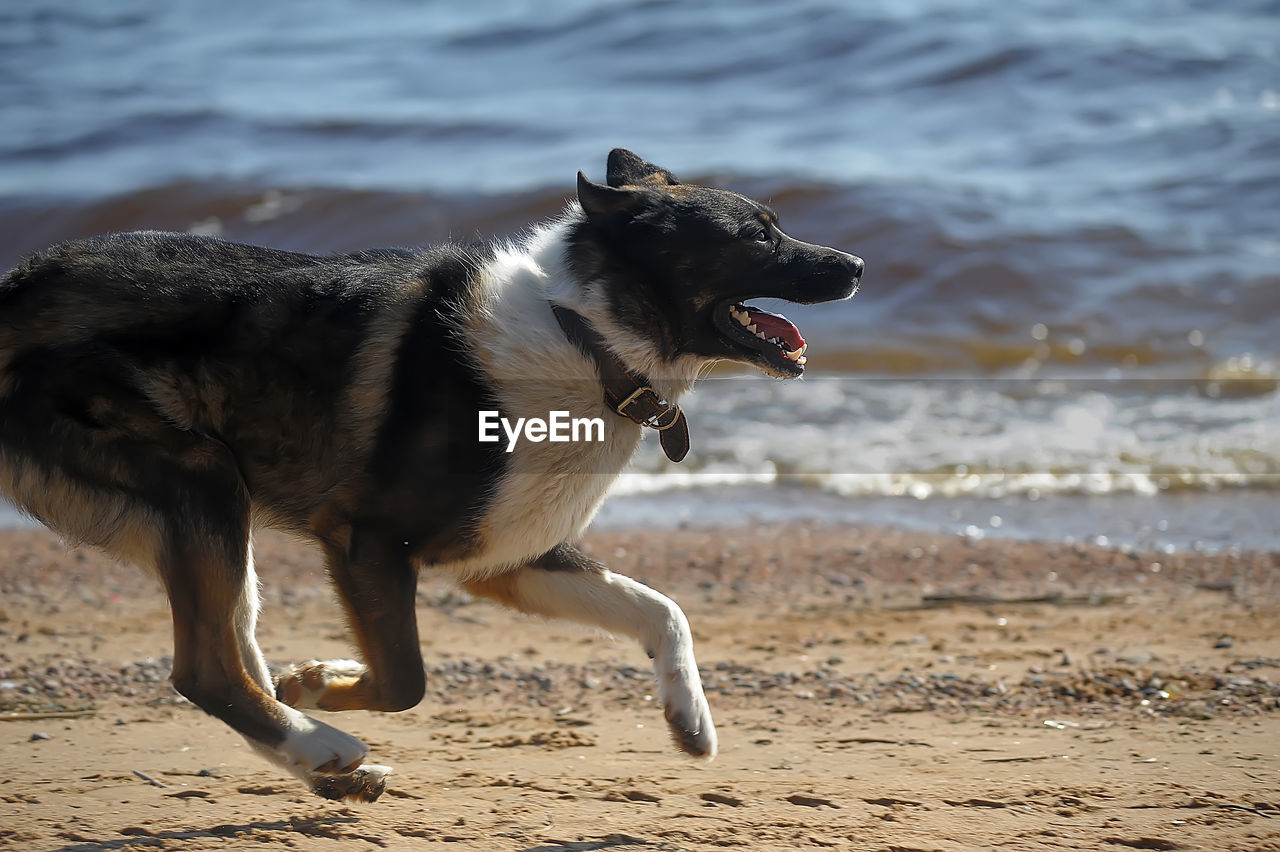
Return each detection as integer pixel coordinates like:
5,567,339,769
0,149,862,801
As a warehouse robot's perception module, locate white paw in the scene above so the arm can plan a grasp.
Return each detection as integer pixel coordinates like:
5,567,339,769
279,708,369,774
656,644,717,758
276,659,365,709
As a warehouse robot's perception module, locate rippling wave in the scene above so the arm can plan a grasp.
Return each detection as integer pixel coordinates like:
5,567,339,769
3,178,1274,378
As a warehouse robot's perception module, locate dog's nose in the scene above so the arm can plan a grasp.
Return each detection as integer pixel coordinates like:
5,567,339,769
823,250,863,279
847,254,864,280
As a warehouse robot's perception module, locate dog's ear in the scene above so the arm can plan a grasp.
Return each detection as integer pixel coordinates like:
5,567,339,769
606,148,680,188
577,171,652,226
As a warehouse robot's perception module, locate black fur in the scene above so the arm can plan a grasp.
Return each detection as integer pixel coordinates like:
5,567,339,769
0,232,506,556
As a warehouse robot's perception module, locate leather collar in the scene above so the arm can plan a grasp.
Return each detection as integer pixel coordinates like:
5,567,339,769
550,303,690,463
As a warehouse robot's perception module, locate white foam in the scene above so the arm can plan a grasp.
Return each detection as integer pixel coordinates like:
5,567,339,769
608,373,1280,501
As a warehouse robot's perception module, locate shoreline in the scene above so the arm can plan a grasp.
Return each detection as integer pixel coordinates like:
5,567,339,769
594,486,1280,557
8,483,1280,559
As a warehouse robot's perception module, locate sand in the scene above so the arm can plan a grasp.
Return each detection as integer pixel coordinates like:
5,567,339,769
1,523,1277,851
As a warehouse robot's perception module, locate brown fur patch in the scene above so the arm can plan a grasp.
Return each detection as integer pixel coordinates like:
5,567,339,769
277,662,374,713
623,181,695,197
462,572,525,611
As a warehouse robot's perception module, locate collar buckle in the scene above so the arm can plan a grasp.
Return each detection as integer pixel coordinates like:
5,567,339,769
615,386,680,430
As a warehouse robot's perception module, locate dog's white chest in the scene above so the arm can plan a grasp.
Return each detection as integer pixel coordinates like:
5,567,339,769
478,415,639,567
431,410,640,579
439,220,679,578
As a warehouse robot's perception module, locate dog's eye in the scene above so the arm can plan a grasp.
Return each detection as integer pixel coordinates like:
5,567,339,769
753,229,769,242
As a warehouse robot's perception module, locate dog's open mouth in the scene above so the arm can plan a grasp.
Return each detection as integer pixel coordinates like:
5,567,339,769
717,301,808,378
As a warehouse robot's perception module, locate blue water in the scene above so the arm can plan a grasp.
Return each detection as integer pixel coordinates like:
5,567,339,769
1,0,1277,548
3,1,1277,202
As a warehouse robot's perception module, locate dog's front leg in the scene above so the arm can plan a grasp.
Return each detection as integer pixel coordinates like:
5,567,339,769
276,528,426,715
463,543,717,758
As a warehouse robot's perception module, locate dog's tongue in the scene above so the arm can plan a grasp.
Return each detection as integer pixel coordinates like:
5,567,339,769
746,307,804,351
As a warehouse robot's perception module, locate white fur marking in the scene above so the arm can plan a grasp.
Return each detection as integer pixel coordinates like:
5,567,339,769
508,567,717,758
440,217,653,578
234,547,273,693
239,703,389,800
277,705,369,773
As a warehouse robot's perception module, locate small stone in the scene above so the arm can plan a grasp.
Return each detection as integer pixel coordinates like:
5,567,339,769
29,731,51,742
1213,636,1234,649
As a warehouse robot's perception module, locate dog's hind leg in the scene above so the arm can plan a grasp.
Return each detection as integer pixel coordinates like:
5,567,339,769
276,528,425,715
0,348,388,800
462,543,717,759
158,475,391,802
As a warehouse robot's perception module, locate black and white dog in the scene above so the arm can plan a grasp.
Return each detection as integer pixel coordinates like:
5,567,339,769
0,149,862,801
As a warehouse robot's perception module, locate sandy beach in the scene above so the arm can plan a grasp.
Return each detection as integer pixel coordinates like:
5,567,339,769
1,523,1277,851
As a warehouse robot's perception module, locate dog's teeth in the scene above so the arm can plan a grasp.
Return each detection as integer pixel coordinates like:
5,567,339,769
747,323,758,333
781,343,808,362
797,355,807,365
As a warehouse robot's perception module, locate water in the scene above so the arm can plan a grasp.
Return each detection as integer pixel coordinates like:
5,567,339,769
1,0,1277,549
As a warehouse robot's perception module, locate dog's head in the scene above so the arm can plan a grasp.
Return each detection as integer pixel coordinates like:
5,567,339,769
571,148,862,379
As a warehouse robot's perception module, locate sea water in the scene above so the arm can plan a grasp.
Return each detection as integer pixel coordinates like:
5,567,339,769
1,0,1276,550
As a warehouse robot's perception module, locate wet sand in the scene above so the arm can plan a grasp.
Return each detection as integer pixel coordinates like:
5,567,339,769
1,524,1277,851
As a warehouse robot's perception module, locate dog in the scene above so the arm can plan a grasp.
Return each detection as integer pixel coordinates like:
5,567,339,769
0,149,862,801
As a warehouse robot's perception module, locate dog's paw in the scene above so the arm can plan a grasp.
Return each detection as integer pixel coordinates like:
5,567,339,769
656,646,717,758
311,764,392,803
662,674,717,758
258,709,390,802
276,659,365,709
279,711,369,774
